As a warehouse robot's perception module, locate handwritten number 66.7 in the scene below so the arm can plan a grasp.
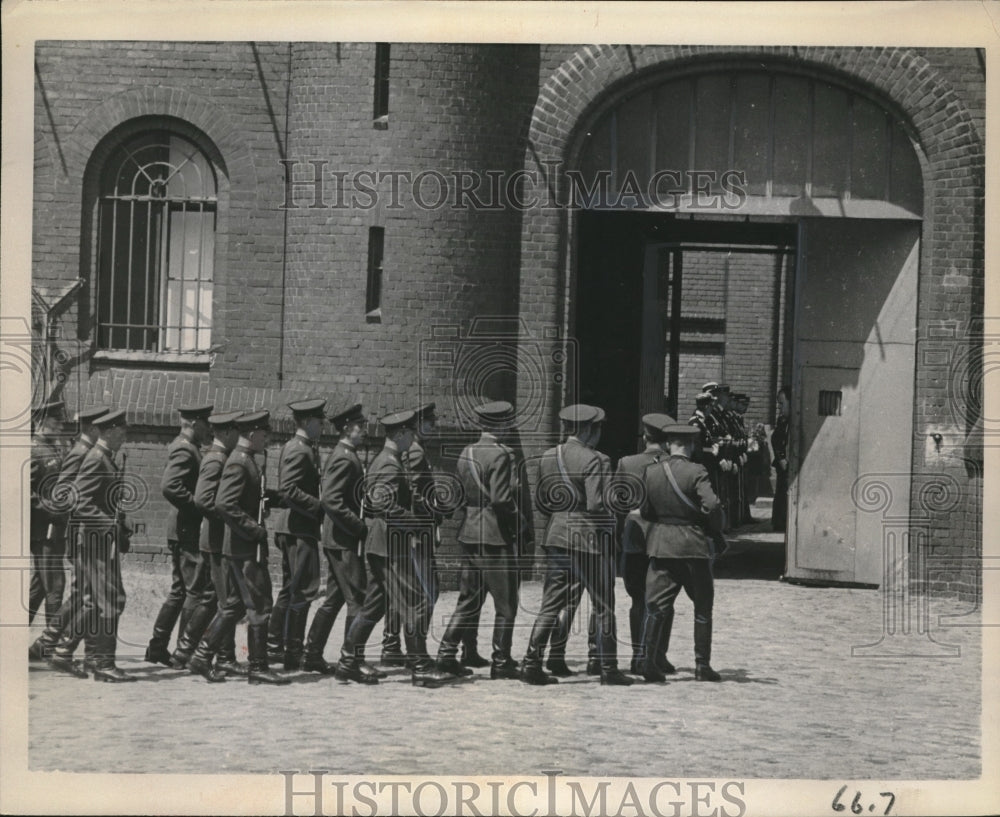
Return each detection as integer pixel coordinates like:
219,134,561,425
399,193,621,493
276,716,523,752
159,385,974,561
832,785,895,815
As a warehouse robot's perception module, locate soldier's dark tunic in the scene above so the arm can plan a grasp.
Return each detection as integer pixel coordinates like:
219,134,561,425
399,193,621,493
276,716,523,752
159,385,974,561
29,432,66,626
639,453,724,671
437,433,521,667
524,438,620,671
304,438,369,664
148,431,203,656
771,414,789,532
272,430,323,663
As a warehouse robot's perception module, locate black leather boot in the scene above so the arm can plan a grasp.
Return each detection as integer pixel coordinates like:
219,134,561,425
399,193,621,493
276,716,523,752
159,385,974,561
437,657,474,677
335,654,379,685
694,620,720,681
189,615,229,683
655,608,676,674
521,643,558,685
248,623,291,685
266,602,286,663
283,608,307,671
172,604,216,669
460,638,490,668
302,607,337,674
147,596,182,666
640,614,667,683
411,659,456,688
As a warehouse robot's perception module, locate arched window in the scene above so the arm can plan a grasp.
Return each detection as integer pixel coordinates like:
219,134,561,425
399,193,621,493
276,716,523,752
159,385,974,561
95,131,217,352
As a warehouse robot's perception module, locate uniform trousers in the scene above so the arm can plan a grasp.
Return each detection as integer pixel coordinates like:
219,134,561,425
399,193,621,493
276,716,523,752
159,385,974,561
315,547,367,626
620,549,650,658
149,540,201,650
385,535,438,669
28,533,66,626
174,551,237,660
274,534,320,659
340,553,389,660
268,535,294,652
643,557,714,666
525,546,618,670
225,555,274,627
47,531,95,657
438,543,518,664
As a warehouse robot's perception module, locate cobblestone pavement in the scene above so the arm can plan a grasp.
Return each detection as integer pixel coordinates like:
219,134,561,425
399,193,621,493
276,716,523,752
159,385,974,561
27,533,981,780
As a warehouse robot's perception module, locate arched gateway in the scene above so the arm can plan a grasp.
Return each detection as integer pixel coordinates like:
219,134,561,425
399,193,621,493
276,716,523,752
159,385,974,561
516,46,983,588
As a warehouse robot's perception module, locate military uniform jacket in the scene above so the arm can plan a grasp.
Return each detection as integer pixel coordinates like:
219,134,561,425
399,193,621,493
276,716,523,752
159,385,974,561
30,434,64,540
194,441,229,554
406,441,447,523
321,440,367,550
216,443,267,560
53,434,96,536
456,434,519,547
161,431,203,546
72,441,120,535
640,454,723,559
535,438,614,553
273,431,322,540
363,445,412,559
771,415,789,467
613,445,663,554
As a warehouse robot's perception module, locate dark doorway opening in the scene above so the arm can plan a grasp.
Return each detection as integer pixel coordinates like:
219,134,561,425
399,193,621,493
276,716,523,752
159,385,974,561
575,211,796,465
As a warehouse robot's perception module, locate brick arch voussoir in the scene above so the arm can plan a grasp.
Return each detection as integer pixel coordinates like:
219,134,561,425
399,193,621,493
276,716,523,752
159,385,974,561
64,86,253,184
530,45,982,171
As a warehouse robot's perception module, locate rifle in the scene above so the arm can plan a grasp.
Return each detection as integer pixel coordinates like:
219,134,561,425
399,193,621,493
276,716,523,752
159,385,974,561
256,448,268,564
358,419,373,557
115,453,132,555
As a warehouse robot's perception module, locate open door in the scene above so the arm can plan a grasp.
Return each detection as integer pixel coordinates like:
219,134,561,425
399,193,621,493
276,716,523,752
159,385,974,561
787,218,919,586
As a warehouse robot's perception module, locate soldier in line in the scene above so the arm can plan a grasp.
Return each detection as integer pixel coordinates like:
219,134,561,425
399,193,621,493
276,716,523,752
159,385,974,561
731,393,754,522
689,391,721,493
519,404,632,687
349,409,453,688
208,410,289,685
273,399,326,671
28,399,69,628
176,411,245,679
145,404,213,666
613,413,675,675
771,387,791,533
73,409,135,682
435,401,523,680
303,401,384,680
638,421,724,683
31,405,110,673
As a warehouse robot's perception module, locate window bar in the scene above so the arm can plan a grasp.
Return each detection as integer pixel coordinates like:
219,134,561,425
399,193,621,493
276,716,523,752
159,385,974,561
95,200,105,348
196,201,207,350
124,198,138,350
160,199,172,351
144,197,154,351
108,198,119,348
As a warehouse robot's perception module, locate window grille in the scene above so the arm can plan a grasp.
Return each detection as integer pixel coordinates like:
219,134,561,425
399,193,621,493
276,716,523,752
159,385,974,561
366,227,384,321
373,43,390,128
818,390,843,416
95,132,216,353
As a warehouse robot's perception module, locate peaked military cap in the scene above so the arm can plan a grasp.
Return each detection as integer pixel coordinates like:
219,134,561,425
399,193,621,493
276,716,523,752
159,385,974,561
380,409,416,431
559,404,601,425
32,399,65,421
76,406,110,424
641,413,675,435
663,421,699,438
329,401,365,430
208,410,243,429
93,409,128,429
473,400,515,424
413,402,437,419
715,384,731,394
695,391,715,404
732,393,749,402
701,381,719,392
235,410,271,432
288,398,327,419
178,402,214,420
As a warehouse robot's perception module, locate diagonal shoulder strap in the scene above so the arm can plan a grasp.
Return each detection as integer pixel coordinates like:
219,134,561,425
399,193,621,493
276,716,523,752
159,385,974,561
461,447,489,500
661,460,701,516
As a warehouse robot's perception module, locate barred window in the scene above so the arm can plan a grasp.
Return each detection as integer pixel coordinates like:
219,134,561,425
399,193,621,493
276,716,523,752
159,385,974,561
95,131,216,352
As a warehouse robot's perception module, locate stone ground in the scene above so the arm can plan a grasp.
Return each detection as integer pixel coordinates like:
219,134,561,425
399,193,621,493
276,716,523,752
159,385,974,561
26,508,982,780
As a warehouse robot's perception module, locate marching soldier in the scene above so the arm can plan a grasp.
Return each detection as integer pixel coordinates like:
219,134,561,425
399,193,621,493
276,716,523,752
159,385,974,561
340,409,452,688
519,404,632,686
613,413,674,675
73,409,135,682
302,401,384,679
436,401,522,680
29,399,68,628
193,410,289,685
32,405,110,673
638,421,724,683
145,403,213,666
273,398,326,671
176,410,245,678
